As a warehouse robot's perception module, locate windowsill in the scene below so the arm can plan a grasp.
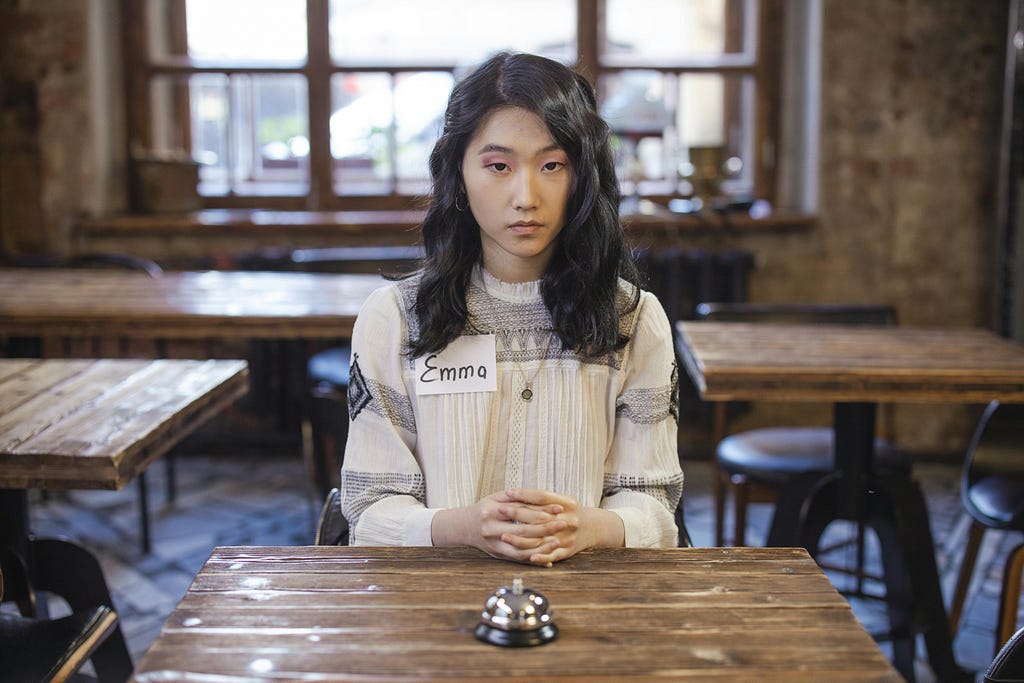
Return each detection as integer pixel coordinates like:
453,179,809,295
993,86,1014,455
79,208,817,240
78,209,428,237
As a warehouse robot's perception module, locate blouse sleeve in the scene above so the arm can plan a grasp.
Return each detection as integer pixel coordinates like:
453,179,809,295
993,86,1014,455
339,285,437,546
603,290,685,547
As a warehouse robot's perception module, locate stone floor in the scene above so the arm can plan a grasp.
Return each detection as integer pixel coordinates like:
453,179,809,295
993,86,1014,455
18,446,1024,682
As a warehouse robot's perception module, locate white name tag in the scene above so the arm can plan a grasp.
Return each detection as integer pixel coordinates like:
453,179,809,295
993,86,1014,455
415,334,497,396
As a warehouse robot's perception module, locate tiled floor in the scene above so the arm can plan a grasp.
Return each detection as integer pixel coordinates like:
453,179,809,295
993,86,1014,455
19,446,1024,682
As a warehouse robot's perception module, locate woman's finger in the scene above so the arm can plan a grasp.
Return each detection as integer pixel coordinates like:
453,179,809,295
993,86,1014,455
505,488,576,508
500,504,567,525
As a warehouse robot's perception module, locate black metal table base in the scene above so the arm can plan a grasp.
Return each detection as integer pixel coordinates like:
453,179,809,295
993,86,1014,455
767,402,971,683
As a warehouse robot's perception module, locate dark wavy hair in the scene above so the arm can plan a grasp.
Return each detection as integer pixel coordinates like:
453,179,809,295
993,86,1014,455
409,51,640,358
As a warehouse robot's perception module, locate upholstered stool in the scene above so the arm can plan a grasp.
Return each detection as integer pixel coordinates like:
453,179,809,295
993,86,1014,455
716,425,912,602
717,426,910,546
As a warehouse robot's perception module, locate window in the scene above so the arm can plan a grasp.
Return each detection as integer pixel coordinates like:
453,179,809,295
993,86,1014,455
125,0,780,212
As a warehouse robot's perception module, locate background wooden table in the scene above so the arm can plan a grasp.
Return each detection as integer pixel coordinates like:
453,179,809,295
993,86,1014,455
675,323,1024,404
132,545,902,682
675,321,1024,682
0,268,387,340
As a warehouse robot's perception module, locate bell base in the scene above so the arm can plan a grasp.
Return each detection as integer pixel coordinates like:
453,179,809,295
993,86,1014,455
474,623,558,647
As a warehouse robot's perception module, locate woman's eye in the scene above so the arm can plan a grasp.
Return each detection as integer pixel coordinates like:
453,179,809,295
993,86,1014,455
543,161,564,171
489,162,508,172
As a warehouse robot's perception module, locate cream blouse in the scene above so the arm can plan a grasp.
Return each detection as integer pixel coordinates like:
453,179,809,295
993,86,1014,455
340,266,684,547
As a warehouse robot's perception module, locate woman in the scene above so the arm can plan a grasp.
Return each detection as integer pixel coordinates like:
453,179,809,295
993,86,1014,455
341,52,683,565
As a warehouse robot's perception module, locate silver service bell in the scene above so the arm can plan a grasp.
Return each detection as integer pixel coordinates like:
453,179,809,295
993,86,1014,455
474,576,558,647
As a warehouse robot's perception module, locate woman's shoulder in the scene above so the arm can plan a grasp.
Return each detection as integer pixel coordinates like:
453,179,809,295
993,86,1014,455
616,279,669,336
357,272,422,323
614,277,652,313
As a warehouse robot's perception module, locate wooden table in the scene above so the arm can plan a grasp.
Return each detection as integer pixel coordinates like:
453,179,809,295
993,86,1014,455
0,358,249,682
0,358,249,490
0,267,388,433
131,545,902,682
0,268,388,340
675,321,1024,682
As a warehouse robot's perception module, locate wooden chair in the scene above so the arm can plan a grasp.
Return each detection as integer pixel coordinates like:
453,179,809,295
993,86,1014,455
0,554,123,682
694,303,910,593
949,400,1024,654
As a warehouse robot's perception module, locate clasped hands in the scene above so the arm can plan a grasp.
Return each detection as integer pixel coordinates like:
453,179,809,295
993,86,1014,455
475,488,624,566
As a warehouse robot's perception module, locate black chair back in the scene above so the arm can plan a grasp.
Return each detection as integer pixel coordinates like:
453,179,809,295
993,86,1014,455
962,400,1024,530
986,626,1024,683
315,487,349,546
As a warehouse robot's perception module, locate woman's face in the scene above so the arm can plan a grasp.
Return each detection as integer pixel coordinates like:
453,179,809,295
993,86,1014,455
460,106,571,283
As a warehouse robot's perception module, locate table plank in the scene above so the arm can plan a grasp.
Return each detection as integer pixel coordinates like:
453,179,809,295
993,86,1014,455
131,546,902,682
677,322,1024,402
0,268,388,339
0,359,249,489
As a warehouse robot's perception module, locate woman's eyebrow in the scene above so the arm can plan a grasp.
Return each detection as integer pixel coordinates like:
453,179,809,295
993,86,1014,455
475,143,564,155
476,143,513,154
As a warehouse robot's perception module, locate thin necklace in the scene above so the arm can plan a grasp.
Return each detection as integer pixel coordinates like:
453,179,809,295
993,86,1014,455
510,330,552,402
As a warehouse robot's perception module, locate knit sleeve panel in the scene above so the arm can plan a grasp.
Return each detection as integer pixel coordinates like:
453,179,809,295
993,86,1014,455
604,289,685,547
340,283,437,546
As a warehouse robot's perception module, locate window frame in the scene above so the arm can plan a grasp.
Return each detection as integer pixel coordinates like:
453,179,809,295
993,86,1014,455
122,0,782,213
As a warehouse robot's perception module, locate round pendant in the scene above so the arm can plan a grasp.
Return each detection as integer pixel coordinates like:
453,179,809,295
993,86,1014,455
520,387,534,401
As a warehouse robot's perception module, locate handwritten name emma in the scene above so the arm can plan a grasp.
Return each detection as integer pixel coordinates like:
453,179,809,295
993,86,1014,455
419,354,488,383
414,334,496,396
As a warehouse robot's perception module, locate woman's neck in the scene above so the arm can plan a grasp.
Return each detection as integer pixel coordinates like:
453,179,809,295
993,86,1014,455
479,258,544,284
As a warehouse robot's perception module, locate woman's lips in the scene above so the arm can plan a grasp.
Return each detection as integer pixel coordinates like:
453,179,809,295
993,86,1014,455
509,221,542,233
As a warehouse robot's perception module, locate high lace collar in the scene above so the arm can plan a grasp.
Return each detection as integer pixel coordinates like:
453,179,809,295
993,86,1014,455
476,265,543,303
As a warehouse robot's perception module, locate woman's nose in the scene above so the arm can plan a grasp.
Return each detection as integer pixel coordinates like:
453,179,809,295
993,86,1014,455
512,170,539,211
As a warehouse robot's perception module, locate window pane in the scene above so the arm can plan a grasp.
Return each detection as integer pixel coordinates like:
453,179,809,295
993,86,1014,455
331,72,451,196
186,0,307,62
601,71,753,199
395,72,451,195
186,74,309,196
604,0,754,62
329,0,575,65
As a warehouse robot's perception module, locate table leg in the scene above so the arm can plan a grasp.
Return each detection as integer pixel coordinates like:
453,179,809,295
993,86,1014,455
833,402,873,523
765,404,972,683
0,489,30,564
869,472,970,683
791,473,922,678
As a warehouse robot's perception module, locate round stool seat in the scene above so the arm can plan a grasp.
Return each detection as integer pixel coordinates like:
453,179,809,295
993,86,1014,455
716,426,909,485
966,475,1024,528
308,345,351,388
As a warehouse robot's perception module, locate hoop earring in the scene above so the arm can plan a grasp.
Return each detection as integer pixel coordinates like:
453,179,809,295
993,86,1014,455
455,191,468,212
